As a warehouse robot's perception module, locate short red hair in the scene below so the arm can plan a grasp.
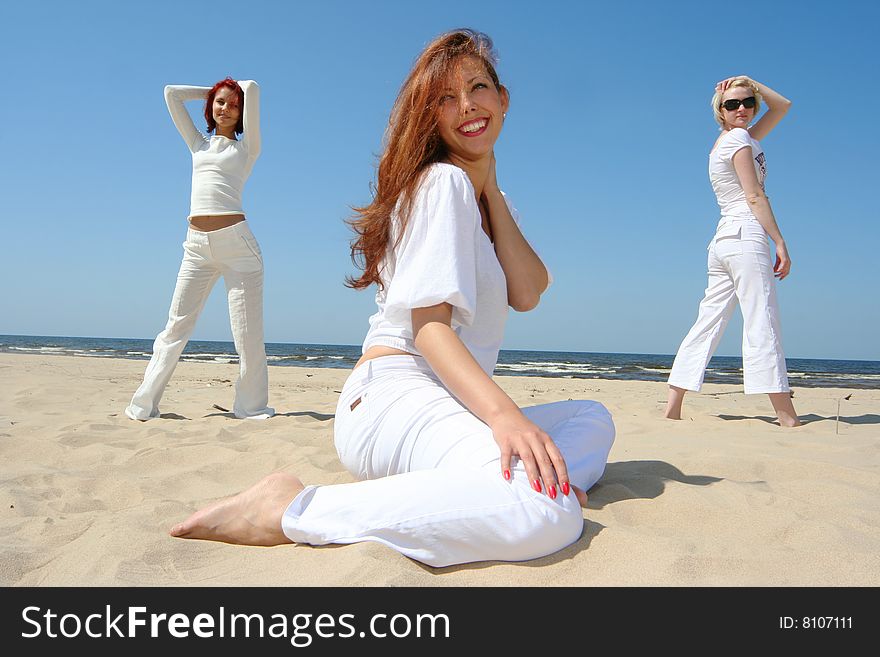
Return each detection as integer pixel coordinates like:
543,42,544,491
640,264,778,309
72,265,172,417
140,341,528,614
204,77,244,135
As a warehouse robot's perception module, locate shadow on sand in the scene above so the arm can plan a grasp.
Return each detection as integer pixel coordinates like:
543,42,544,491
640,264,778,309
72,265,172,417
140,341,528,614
718,413,880,426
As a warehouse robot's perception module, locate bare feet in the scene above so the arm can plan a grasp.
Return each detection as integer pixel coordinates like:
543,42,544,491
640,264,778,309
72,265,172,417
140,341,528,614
769,392,801,427
776,414,802,428
664,385,686,420
170,472,304,546
571,485,589,508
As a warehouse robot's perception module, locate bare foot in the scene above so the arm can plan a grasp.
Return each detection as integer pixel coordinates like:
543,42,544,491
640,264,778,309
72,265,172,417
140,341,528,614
170,472,304,546
769,392,801,428
571,485,589,508
664,385,686,420
777,414,802,428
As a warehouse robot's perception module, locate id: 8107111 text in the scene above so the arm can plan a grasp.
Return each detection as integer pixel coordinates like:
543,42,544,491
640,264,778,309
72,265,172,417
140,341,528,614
779,616,852,630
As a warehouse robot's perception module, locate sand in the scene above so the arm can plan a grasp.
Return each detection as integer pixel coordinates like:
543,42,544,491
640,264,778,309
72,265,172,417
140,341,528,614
1,352,878,586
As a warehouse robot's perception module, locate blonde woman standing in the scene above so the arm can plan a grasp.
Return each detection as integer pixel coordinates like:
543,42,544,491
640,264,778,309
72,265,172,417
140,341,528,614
666,76,800,427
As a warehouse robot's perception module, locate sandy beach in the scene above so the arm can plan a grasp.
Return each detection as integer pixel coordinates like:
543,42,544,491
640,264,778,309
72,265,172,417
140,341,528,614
1,352,878,587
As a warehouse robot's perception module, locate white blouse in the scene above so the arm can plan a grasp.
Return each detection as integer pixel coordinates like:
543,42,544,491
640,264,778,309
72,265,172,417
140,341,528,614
709,127,766,219
164,80,261,218
362,163,517,376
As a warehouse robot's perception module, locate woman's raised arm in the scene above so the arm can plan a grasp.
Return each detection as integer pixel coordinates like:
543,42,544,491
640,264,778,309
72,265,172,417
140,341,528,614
237,80,261,157
726,76,792,142
164,84,210,152
481,154,549,311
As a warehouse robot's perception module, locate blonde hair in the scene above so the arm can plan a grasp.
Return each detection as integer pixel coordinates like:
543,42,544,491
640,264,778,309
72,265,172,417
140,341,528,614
712,77,762,128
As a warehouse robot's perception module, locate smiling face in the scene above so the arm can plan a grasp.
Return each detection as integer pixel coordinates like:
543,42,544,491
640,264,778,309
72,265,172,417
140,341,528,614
436,56,509,164
720,86,756,131
212,86,241,136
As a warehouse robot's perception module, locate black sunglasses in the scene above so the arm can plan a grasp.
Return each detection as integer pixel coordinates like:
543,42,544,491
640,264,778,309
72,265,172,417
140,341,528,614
721,96,757,111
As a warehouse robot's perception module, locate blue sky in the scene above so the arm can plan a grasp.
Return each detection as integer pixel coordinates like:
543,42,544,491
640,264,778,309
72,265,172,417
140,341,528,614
3,0,878,360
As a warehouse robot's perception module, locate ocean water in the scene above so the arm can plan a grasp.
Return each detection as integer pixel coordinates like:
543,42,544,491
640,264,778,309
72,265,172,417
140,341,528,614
1,334,878,389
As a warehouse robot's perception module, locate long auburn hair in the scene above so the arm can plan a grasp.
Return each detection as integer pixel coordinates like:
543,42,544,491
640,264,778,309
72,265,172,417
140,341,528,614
204,77,245,135
345,29,502,290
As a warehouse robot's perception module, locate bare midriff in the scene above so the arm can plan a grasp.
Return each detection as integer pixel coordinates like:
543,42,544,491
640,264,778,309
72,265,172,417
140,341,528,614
189,214,246,232
353,345,414,370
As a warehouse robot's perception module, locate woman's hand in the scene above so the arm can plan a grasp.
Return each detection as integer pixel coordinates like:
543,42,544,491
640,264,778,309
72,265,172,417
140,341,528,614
774,241,792,280
716,75,754,93
482,151,500,200
490,409,570,499
477,150,549,310
412,305,566,499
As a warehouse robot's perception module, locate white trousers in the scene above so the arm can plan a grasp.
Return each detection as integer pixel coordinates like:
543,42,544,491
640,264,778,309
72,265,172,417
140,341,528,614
668,217,790,394
125,222,274,420
281,355,616,567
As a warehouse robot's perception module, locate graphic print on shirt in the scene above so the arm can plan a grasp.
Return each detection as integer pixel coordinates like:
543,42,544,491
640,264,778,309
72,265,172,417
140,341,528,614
755,151,766,189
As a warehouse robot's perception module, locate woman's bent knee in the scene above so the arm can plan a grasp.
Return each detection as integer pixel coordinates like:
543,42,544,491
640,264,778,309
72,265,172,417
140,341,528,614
504,493,585,562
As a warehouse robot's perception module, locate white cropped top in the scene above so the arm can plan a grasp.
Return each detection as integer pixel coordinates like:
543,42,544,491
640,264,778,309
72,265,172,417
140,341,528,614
709,127,766,218
363,163,533,376
164,80,261,218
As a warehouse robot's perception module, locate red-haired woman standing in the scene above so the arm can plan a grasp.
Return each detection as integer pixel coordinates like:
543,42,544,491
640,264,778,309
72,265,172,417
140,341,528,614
125,78,274,421
171,31,614,567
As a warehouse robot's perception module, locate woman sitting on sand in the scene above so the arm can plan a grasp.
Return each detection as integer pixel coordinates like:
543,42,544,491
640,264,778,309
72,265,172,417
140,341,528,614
665,76,800,427
171,29,615,567
125,77,274,421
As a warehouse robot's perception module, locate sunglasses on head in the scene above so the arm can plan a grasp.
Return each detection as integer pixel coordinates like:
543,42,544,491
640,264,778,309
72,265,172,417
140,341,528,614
721,96,757,111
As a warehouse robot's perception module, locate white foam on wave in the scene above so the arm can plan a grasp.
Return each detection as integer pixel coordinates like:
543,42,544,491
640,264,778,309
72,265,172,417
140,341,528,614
8,346,70,353
502,361,617,371
496,363,613,375
180,355,238,364
788,371,880,381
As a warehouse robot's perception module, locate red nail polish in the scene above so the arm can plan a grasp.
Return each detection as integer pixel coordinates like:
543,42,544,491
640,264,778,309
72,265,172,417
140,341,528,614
503,469,511,481
549,484,557,499
562,482,570,496
532,479,542,493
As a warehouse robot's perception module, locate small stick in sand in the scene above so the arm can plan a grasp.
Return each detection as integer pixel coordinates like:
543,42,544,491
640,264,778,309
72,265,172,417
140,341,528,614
836,394,852,435
212,404,230,412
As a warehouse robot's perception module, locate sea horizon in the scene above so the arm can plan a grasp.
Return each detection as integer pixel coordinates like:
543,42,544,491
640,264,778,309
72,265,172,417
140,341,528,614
2,334,878,390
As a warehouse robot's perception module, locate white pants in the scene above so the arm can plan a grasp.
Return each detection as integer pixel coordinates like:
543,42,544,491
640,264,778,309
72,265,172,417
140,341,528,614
281,355,615,567
668,217,790,394
125,222,274,420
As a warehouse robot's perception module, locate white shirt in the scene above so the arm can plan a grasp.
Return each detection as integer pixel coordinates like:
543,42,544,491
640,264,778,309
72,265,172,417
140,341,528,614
709,127,766,219
362,163,515,376
164,80,261,218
